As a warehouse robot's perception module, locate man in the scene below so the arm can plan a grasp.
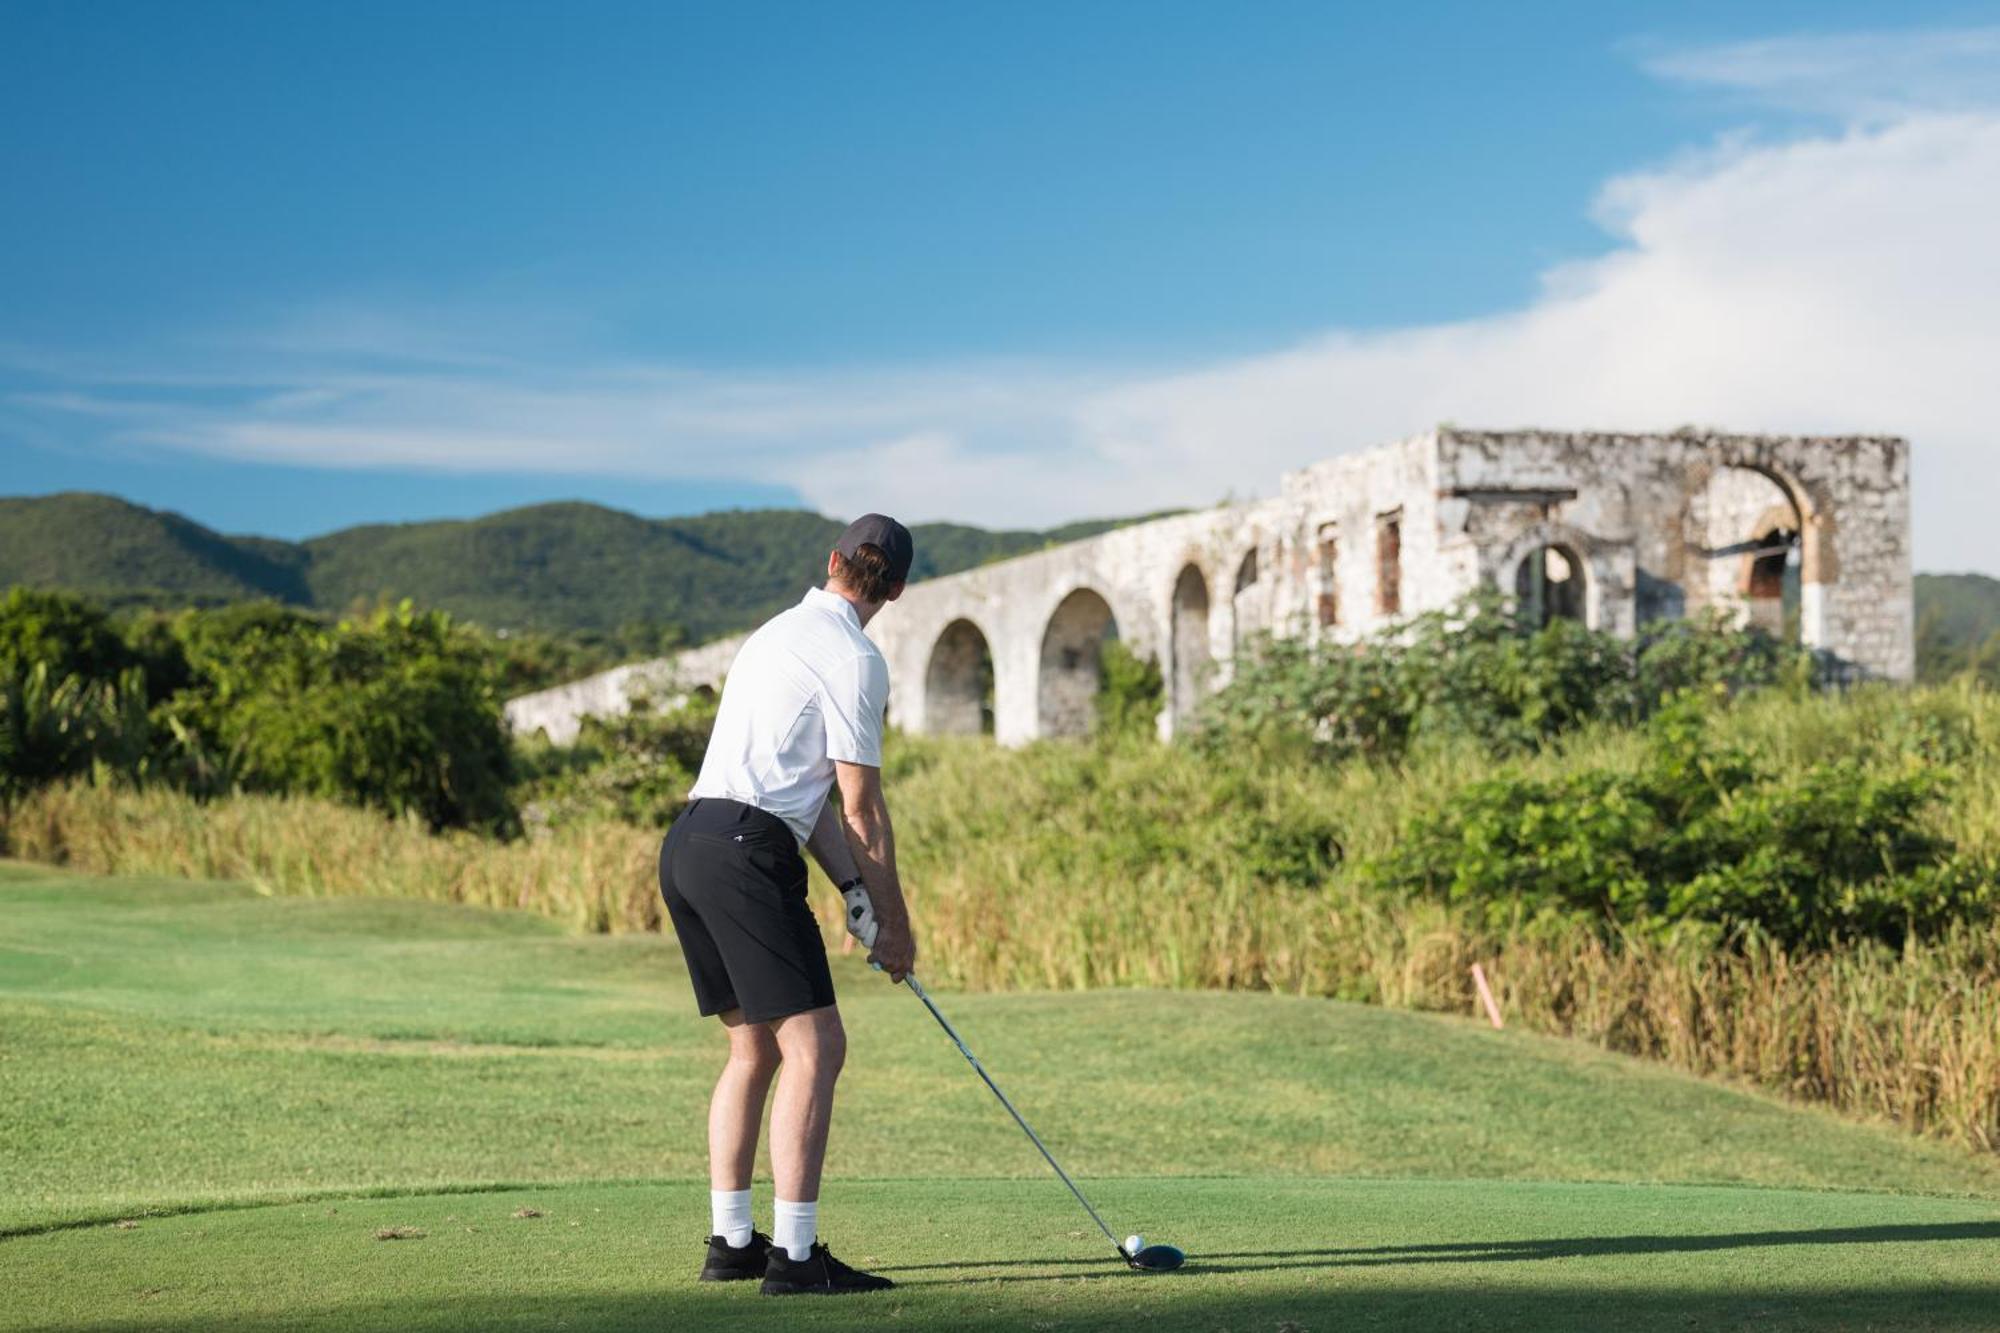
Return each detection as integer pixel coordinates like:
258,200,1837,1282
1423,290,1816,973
659,514,919,1297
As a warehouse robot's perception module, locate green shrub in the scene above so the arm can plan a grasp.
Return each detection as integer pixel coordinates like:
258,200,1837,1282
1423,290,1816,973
518,688,718,830
1095,640,1164,740
1367,696,1993,948
0,587,134,685
0,589,157,797
0,663,154,799
168,602,519,833
1203,589,1814,762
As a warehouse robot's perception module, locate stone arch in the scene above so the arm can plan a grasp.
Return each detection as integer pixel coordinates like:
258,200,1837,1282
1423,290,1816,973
1513,543,1587,627
1233,547,1259,595
1493,524,1610,631
1686,464,1808,640
1170,563,1212,723
1037,587,1119,738
1230,546,1262,650
923,617,995,735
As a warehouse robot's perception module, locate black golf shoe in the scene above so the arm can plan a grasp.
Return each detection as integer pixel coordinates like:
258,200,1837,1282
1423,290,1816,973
760,1241,895,1296
699,1231,772,1282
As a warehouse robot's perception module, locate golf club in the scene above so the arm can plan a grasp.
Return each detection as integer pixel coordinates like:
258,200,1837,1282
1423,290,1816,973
904,972,1186,1273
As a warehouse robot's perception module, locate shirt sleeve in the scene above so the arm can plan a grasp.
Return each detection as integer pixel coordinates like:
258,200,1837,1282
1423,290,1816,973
822,649,889,767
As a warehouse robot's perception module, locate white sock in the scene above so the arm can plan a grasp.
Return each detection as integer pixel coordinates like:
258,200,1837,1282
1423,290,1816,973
773,1198,817,1261
710,1188,753,1248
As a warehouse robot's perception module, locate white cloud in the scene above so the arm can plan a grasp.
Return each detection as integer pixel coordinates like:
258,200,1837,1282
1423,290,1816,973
10,27,2000,571
1637,26,2000,121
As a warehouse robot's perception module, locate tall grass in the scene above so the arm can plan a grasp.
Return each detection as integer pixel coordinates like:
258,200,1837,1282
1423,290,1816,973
5,683,1997,1153
1,783,662,935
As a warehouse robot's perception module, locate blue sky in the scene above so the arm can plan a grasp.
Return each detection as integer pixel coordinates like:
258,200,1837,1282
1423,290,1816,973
3,1,1999,572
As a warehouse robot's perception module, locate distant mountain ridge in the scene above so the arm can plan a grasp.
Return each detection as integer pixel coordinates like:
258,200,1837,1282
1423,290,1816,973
1915,572,2000,678
0,492,1159,641
4,493,1995,666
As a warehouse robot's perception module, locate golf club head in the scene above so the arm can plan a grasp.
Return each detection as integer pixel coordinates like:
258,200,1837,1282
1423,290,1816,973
1125,1243,1186,1272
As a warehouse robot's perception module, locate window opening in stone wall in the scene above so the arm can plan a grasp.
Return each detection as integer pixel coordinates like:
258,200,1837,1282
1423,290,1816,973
1514,544,1586,627
1746,525,1802,641
1376,511,1402,617
1691,466,1806,645
1315,524,1339,627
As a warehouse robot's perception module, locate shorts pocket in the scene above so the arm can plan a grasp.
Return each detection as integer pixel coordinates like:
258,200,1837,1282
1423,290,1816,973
685,831,808,900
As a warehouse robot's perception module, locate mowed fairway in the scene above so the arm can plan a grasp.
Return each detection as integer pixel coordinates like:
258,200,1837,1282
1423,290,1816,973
4,863,1999,1331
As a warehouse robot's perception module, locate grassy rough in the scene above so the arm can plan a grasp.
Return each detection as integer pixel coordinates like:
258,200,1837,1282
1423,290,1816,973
5,685,1998,1151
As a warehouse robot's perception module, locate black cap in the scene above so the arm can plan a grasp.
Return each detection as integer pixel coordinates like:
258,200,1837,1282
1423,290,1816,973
835,513,914,583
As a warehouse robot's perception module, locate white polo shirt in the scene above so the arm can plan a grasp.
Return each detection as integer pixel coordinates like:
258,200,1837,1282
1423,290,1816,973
688,586,890,844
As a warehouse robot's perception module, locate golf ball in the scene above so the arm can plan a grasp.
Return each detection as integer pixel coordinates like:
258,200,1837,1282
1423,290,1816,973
1124,1234,1143,1256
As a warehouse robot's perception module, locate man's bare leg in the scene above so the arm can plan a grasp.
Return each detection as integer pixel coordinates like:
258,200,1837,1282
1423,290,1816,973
711,1009,782,1189
768,1005,847,1259
707,1009,780,1246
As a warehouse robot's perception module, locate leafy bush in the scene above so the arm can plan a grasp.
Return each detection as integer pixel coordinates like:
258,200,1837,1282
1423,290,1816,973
0,664,154,799
0,590,157,798
518,688,718,830
1095,640,1164,740
0,589,520,834
1367,696,1992,948
1203,589,1814,763
162,601,519,833
0,587,133,685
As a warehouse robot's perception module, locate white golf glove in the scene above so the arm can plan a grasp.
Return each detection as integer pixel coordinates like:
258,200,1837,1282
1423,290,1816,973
841,882,879,949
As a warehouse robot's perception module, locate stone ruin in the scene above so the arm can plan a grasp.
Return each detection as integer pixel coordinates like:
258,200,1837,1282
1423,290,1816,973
505,426,1913,746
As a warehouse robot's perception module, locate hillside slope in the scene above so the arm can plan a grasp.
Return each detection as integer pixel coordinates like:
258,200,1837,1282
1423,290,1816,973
0,493,310,607
0,493,1153,639
1917,572,2000,676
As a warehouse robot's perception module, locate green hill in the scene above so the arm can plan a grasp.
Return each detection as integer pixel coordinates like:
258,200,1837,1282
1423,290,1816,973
1917,573,2000,679
0,493,311,608
6,493,1994,664
0,493,1153,641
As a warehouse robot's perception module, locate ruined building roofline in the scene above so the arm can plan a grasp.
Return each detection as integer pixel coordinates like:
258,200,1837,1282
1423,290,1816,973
1434,425,1909,449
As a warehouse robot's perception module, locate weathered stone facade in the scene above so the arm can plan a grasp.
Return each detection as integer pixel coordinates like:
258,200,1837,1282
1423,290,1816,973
505,426,1913,746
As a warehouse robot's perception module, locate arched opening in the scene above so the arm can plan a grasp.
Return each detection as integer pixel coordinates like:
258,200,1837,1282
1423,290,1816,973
1745,520,1802,639
1171,564,1211,721
1234,548,1259,595
1514,544,1586,627
1231,548,1261,651
1037,588,1119,738
923,619,994,735
1691,467,1805,642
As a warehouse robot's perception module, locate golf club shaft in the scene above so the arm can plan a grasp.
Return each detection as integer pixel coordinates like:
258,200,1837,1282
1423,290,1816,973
905,974,1125,1255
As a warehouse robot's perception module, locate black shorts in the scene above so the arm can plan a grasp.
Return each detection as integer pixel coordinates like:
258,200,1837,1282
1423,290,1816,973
659,798,836,1024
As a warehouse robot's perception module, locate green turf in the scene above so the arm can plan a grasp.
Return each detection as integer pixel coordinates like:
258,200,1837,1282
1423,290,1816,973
5,862,2000,1330
5,1180,2000,1331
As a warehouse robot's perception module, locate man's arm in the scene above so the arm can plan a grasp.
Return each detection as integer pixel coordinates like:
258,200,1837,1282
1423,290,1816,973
817,760,915,982
805,797,862,887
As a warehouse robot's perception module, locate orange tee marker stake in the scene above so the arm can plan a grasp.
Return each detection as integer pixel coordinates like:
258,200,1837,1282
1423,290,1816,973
1471,963,1504,1030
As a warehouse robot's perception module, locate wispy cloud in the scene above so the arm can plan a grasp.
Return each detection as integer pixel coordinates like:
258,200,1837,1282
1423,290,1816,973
1638,25,2000,121
8,26,2000,570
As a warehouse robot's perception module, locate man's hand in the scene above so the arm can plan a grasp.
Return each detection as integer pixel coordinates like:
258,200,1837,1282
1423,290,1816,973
868,917,917,984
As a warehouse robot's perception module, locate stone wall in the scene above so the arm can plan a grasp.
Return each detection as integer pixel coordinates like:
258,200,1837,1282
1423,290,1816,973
505,426,1914,745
